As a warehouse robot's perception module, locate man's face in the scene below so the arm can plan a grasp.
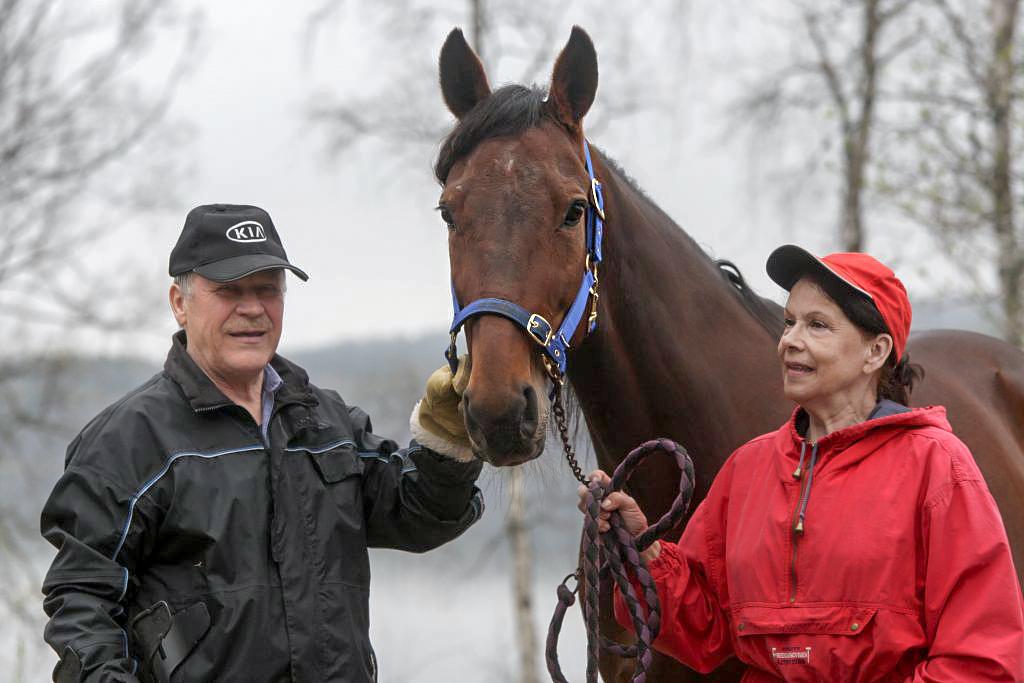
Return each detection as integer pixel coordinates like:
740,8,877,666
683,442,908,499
169,270,285,384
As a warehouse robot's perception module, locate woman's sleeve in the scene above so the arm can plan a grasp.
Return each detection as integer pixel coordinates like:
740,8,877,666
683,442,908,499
612,478,734,674
912,445,1024,681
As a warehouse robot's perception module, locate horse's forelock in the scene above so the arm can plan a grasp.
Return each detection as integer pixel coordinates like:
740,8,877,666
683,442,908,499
434,84,549,184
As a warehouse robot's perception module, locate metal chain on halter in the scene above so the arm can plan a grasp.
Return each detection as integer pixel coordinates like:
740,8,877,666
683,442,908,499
545,436,696,683
551,380,589,485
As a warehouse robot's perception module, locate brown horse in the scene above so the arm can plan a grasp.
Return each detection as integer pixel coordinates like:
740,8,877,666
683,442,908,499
435,26,1024,682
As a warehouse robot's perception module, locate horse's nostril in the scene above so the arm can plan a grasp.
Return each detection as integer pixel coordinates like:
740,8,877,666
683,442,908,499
462,394,484,441
520,385,539,438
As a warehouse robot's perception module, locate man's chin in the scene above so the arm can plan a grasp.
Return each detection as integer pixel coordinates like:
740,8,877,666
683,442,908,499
223,347,275,374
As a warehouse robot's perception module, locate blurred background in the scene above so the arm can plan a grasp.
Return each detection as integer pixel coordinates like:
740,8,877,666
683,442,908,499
2,1,1020,681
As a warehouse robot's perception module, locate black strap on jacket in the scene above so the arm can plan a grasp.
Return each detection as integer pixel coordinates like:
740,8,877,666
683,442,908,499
130,601,211,683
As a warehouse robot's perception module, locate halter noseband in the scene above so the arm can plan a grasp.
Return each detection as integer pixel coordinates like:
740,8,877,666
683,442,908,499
446,139,606,381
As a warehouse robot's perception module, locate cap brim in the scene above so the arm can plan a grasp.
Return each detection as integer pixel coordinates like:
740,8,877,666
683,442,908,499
192,254,309,282
766,245,872,301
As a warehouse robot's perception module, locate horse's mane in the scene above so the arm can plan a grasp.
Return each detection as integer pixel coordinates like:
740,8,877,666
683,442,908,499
435,84,548,184
597,154,784,339
434,84,783,339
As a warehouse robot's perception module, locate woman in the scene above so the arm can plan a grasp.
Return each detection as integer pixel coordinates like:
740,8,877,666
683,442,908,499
584,246,1024,681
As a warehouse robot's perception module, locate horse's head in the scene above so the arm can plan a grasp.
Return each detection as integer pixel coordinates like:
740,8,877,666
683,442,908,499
436,27,599,467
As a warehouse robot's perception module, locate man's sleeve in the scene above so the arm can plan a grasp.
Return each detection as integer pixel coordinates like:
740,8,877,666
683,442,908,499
40,434,145,682
911,456,1024,681
347,405,484,552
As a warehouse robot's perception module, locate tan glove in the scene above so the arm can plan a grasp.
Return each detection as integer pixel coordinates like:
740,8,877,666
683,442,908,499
409,355,475,462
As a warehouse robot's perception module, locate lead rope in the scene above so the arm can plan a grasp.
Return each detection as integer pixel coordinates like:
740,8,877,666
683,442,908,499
545,382,696,683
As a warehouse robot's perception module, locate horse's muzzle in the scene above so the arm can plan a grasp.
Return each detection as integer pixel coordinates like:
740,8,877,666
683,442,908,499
463,383,544,466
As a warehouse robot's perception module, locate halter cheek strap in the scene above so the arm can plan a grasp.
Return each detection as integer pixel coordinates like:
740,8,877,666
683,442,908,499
446,139,605,380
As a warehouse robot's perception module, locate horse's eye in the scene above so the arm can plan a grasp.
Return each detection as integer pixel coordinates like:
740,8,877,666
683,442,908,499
562,201,587,227
438,205,456,230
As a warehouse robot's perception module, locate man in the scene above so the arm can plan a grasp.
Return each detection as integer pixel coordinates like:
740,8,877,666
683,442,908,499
41,204,482,682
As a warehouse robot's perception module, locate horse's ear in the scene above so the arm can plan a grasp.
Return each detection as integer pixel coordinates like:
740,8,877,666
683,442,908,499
439,28,491,119
546,26,598,130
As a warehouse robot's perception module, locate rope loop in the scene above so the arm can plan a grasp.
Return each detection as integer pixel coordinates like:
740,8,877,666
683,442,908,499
545,438,696,683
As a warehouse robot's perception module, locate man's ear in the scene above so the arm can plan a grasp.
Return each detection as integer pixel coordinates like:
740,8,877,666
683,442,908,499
169,283,187,328
864,333,894,373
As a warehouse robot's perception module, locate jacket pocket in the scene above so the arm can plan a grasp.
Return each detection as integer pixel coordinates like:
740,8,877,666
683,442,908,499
300,440,370,586
732,605,878,677
307,441,364,483
733,604,877,637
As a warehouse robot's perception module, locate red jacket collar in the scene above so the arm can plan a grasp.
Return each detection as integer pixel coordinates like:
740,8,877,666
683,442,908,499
771,404,952,481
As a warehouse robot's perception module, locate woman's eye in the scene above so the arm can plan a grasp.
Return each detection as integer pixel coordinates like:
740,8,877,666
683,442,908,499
562,201,586,227
783,318,795,327
811,320,828,330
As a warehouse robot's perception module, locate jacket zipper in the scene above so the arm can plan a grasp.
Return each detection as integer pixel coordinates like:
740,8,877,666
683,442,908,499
789,441,818,604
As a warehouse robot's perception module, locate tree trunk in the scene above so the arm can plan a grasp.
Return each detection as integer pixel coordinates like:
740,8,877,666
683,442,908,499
470,0,487,65
841,0,882,253
989,0,1022,346
508,467,540,683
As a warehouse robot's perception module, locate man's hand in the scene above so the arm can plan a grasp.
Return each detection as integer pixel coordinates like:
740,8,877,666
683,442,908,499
410,355,475,462
578,469,661,562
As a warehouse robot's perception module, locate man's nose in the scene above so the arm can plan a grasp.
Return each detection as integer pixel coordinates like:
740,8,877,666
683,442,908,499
235,294,264,315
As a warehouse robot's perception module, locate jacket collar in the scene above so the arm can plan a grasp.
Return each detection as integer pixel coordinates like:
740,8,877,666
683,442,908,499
164,330,317,413
772,402,952,481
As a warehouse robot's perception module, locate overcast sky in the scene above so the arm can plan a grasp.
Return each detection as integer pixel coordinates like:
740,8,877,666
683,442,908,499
78,0,958,361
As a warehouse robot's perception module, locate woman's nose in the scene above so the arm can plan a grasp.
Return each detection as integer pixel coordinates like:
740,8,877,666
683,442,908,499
780,325,803,349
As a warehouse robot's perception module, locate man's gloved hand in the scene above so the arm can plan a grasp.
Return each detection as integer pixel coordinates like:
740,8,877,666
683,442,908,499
410,355,476,462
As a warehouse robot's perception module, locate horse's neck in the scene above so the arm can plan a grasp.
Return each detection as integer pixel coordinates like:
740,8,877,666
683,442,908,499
568,159,787,488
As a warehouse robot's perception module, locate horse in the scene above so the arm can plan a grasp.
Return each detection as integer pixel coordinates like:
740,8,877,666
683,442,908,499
434,26,1024,683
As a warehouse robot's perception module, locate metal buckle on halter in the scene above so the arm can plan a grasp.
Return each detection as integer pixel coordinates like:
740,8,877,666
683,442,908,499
590,178,605,220
527,313,554,348
445,332,459,367
586,254,600,328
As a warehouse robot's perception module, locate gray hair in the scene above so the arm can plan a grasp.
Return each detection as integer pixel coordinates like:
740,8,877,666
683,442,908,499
174,272,195,298
172,270,288,298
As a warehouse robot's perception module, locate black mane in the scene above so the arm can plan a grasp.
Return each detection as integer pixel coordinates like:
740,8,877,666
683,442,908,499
434,85,548,184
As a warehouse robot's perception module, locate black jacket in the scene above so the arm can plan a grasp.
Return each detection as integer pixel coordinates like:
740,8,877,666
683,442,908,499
41,331,484,682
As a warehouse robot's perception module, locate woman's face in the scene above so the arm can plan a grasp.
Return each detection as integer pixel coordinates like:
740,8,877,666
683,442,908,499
778,278,887,411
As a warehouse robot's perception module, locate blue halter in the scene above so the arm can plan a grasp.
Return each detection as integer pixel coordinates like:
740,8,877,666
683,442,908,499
446,139,605,381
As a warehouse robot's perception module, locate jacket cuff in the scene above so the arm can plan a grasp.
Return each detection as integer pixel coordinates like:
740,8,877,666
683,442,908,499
408,443,483,485
613,541,682,632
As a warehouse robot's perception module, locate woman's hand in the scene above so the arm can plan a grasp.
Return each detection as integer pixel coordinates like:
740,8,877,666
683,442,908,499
577,469,661,562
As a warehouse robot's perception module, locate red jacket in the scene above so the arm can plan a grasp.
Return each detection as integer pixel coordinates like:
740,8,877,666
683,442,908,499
615,406,1024,681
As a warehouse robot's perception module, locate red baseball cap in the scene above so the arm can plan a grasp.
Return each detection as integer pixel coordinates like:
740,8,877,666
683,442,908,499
766,245,912,362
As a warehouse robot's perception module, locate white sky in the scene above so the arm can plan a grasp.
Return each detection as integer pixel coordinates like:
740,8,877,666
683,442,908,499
72,1,970,361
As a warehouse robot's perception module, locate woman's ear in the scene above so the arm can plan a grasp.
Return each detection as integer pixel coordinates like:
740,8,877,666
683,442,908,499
864,333,894,373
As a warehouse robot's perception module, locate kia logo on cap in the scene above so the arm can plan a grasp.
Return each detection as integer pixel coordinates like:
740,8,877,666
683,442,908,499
226,221,266,243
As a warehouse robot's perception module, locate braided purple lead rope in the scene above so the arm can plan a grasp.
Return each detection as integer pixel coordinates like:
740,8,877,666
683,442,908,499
545,438,696,683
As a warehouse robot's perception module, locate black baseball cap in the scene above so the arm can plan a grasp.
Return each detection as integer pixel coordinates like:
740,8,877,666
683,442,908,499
169,204,309,282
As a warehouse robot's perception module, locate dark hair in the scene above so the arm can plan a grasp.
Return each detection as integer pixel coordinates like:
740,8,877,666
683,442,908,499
434,84,548,184
804,272,924,405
